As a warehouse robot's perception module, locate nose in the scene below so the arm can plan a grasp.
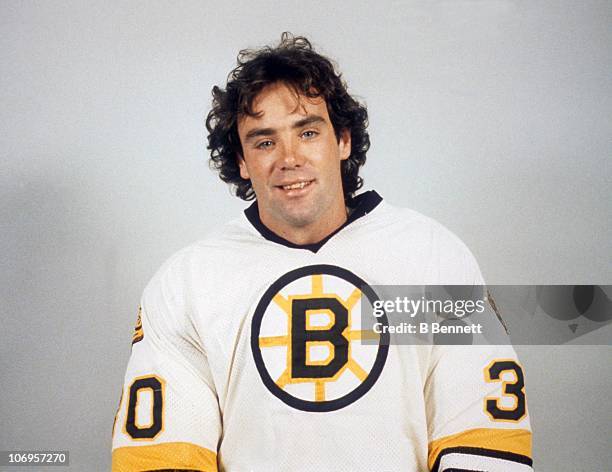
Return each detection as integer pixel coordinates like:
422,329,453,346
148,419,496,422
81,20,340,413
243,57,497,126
278,137,304,170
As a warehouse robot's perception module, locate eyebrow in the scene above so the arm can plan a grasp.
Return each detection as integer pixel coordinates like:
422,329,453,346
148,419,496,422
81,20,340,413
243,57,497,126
244,114,326,142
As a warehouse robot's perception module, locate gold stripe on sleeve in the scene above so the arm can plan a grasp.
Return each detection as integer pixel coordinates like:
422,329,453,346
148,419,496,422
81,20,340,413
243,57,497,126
428,428,532,471
112,442,217,472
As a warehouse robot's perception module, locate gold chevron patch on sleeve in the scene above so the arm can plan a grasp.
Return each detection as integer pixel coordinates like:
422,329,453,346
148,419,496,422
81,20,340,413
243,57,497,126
112,441,217,471
428,427,532,471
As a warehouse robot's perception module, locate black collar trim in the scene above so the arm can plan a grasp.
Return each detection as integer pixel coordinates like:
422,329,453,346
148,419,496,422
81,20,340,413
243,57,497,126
244,190,383,253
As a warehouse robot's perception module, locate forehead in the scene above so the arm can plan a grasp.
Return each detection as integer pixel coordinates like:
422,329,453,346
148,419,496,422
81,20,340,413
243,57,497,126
239,82,329,128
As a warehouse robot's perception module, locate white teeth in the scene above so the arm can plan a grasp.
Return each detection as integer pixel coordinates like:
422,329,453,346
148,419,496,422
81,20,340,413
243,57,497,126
282,181,310,190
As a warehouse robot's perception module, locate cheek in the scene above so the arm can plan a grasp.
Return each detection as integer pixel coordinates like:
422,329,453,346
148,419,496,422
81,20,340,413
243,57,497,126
325,144,345,173
314,140,343,167
239,156,273,188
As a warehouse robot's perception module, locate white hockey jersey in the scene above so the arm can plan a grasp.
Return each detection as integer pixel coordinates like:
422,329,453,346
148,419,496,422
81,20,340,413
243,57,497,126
112,191,532,472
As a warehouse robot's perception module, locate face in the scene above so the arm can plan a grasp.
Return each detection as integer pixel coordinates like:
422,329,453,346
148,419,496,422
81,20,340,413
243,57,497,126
237,82,351,238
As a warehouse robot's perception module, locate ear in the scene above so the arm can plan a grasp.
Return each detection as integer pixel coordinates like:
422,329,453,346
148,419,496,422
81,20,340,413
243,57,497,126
237,153,250,180
338,129,351,161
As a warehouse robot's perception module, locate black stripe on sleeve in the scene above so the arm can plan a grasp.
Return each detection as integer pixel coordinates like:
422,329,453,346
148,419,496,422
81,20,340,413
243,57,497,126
431,446,533,472
442,469,485,472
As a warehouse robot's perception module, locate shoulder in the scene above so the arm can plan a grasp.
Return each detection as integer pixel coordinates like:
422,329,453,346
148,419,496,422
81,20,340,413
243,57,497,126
372,200,485,284
372,201,471,250
143,215,254,301
138,215,255,341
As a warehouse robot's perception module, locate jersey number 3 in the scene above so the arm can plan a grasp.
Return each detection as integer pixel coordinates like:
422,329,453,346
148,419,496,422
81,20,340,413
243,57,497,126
484,360,526,422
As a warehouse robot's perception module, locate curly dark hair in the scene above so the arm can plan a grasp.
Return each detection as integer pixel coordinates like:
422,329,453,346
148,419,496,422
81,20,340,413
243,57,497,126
206,32,370,202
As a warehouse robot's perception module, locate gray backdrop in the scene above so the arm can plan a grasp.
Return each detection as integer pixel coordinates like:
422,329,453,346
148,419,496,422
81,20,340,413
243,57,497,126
1,1,610,471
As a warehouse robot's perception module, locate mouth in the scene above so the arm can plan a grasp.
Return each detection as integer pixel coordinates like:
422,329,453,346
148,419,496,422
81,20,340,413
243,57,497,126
275,179,315,193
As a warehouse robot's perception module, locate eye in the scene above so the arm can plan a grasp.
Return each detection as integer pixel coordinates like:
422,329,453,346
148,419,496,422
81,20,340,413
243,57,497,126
256,140,274,149
301,130,318,139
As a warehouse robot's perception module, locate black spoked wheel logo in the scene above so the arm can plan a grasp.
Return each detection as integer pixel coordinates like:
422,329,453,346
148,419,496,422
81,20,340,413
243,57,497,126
251,264,389,412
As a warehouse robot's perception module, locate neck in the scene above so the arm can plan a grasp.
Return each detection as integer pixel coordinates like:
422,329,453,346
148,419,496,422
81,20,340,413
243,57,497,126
260,204,348,246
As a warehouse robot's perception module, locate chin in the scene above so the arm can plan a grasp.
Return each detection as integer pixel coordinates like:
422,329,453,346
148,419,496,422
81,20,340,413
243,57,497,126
282,211,318,228
276,204,320,229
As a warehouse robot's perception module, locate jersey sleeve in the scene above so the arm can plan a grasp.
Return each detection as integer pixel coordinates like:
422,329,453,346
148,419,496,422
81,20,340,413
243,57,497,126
425,344,532,471
424,223,533,471
112,251,221,472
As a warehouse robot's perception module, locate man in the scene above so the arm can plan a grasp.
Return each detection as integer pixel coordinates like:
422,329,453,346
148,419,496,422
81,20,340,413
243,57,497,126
112,34,532,471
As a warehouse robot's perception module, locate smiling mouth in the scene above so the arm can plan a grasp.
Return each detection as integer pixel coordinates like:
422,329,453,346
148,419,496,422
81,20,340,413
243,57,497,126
278,180,314,191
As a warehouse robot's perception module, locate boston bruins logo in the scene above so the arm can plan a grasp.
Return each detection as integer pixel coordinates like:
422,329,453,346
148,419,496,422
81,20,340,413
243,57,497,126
251,264,389,412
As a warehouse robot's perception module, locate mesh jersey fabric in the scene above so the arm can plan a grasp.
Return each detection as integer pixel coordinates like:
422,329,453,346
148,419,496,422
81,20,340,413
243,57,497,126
112,191,532,472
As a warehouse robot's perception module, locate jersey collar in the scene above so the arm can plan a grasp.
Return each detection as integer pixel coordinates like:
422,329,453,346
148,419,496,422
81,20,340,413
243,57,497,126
244,190,383,253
